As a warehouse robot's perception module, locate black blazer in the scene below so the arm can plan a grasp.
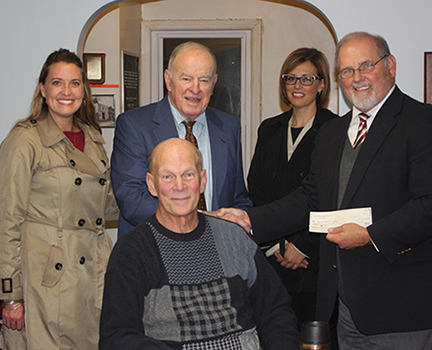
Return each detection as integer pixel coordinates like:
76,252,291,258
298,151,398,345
248,108,337,249
248,108,337,207
248,87,432,334
247,108,337,292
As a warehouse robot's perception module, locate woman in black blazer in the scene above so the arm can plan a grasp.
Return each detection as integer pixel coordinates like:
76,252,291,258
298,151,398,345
248,48,337,328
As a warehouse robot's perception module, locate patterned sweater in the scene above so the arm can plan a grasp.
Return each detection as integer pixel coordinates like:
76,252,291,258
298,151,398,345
100,214,299,349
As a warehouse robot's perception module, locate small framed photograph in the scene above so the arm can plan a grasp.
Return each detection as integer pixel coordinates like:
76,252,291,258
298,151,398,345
424,52,432,104
83,53,106,85
93,94,116,128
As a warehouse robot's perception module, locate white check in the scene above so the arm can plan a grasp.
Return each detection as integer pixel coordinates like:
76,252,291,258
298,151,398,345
309,208,372,233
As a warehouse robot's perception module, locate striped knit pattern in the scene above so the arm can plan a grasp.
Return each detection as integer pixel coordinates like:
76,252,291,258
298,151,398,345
150,220,224,284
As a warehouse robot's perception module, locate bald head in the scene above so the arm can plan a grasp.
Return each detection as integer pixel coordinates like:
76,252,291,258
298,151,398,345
167,42,217,76
148,138,203,175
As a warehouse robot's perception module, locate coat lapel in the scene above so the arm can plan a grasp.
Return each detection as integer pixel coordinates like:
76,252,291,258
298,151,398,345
322,115,351,209
276,112,290,172
284,108,328,170
341,87,403,208
206,109,228,209
38,114,108,177
70,125,108,176
152,96,179,143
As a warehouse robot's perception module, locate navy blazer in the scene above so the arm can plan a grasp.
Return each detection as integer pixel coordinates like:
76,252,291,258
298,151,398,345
248,87,432,334
111,96,251,237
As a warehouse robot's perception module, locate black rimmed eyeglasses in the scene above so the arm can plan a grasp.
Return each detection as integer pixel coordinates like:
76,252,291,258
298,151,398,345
281,74,322,86
338,55,388,79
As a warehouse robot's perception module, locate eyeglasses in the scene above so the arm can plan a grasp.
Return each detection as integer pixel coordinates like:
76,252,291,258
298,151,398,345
281,74,322,86
338,55,388,79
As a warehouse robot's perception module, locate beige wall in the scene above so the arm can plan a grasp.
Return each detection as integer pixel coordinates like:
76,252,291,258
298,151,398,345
119,3,141,55
139,0,337,120
84,2,140,154
84,0,337,164
85,9,120,154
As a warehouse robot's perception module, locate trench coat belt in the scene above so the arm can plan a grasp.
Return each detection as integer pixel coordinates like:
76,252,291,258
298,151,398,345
25,213,105,234
25,213,109,309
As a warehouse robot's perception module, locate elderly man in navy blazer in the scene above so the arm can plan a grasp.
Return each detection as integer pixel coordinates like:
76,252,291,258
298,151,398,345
111,42,251,237
215,32,432,349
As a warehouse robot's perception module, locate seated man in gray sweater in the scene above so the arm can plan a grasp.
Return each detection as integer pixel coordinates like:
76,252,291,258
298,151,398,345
99,138,299,350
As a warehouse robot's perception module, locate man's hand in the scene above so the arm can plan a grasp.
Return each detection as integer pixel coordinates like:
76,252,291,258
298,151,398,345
274,242,308,270
326,223,371,249
208,208,252,232
2,302,25,331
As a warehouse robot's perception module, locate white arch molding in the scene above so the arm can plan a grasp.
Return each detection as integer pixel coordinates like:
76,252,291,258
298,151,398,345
77,0,337,56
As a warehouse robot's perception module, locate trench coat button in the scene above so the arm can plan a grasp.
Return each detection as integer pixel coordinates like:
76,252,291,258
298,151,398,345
332,264,337,269
300,171,306,177
99,178,106,186
79,257,85,265
78,219,85,227
96,218,103,225
30,119,37,124
101,160,107,166
55,263,63,271
70,159,76,167
75,177,82,186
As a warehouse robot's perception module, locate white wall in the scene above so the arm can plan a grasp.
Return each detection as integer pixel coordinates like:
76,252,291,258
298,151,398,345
1,0,431,140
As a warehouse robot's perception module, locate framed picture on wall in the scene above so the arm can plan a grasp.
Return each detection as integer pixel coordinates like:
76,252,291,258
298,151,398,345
424,52,432,104
83,53,106,85
93,94,116,128
122,51,140,112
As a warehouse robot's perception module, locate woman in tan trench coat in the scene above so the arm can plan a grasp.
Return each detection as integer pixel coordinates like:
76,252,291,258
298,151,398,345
0,49,118,349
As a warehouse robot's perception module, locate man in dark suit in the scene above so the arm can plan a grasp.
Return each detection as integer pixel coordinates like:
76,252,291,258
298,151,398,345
215,32,432,349
112,42,251,237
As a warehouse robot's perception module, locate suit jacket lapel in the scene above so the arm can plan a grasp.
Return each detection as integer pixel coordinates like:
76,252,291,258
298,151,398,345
266,113,289,180
287,108,326,169
206,108,227,209
152,96,179,142
323,114,351,209
341,87,402,208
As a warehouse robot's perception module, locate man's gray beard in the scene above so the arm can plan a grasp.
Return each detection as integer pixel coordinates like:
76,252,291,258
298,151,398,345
343,87,378,112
